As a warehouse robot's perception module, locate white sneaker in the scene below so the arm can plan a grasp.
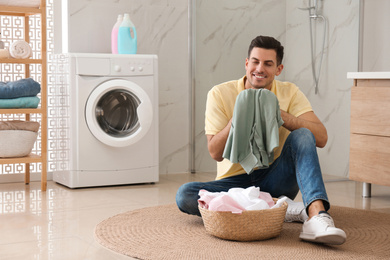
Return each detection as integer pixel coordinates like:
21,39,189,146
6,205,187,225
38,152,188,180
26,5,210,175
280,196,308,223
300,211,347,245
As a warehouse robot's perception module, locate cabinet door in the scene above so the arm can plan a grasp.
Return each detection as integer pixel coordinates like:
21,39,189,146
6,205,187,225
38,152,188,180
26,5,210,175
349,134,390,186
351,86,390,137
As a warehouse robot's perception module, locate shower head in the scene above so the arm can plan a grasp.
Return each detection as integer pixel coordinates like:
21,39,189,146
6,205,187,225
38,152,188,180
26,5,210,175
298,6,315,11
299,0,321,14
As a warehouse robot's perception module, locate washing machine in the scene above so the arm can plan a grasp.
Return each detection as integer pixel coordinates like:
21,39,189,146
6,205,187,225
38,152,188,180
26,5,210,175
53,53,159,188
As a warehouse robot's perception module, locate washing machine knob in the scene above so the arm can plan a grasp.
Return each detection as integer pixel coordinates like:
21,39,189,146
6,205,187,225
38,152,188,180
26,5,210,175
114,65,121,72
138,66,143,72
130,66,135,72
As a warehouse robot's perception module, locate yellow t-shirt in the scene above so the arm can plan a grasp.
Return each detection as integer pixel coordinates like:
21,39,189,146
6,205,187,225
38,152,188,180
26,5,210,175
205,76,313,180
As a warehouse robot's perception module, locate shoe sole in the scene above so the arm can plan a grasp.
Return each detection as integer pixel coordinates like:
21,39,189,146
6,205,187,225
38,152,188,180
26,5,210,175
299,231,346,245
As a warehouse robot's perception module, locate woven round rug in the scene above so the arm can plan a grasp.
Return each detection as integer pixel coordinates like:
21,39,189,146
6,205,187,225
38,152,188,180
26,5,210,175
95,204,390,260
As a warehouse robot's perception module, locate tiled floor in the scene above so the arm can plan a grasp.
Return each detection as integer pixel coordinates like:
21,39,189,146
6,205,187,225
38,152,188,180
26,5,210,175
1,172,390,259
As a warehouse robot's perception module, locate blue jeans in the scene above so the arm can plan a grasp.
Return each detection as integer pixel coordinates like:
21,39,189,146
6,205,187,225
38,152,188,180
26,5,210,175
176,128,330,216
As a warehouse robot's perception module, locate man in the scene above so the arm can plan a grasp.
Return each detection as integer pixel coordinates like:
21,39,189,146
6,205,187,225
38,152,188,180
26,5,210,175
176,35,346,245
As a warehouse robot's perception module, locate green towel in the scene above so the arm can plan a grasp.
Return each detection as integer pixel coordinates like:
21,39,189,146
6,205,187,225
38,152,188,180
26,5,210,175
223,89,284,174
0,96,40,108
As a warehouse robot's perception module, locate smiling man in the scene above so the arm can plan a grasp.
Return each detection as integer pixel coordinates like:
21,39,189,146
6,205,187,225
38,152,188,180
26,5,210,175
176,35,346,245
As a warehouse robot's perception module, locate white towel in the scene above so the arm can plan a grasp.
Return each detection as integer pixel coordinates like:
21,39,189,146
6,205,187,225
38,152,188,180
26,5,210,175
9,40,32,59
0,0,40,8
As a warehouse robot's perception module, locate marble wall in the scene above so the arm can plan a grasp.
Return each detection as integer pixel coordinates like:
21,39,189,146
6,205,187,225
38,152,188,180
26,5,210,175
284,0,359,177
361,0,390,71
194,0,360,177
55,0,191,174
54,0,362,177
194,0,286,172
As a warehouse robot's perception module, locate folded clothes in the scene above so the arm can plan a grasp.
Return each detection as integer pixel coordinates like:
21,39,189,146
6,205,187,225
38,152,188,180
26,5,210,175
0,96,40,108
0,78,41,99
0,120,40,132
198,186,277,214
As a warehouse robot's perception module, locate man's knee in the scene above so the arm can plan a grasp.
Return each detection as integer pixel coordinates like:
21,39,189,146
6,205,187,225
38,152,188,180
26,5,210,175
175,183,190,209
290,128,316,147
176,182,201,216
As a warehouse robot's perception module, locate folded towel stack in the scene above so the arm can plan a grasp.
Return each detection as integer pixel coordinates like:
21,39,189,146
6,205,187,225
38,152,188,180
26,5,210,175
0,0,41,8
0,78,41,108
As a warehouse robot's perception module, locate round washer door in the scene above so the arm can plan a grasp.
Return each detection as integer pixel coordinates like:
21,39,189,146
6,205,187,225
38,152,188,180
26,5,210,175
85,79,153,147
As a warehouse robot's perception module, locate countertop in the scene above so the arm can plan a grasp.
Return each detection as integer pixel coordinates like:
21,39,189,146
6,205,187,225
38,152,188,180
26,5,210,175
347,72,390,79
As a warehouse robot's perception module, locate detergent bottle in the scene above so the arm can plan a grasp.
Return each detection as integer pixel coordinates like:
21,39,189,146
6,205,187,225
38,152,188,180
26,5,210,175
118,13,137,54
111,14,123,54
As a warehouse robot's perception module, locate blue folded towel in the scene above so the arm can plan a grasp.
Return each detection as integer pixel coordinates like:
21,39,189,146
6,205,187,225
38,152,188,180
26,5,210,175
0,96,40,108
0,78,41,99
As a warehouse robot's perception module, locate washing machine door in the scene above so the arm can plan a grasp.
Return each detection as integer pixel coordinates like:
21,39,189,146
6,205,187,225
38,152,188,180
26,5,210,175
85,79,153,147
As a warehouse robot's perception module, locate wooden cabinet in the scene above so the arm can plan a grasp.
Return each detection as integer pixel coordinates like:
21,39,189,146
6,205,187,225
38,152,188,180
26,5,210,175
0,0,47,191
349,72,390,196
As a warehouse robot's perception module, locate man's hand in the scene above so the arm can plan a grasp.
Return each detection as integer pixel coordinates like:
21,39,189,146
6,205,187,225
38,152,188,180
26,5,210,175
281,110,328,148
206,119,232,161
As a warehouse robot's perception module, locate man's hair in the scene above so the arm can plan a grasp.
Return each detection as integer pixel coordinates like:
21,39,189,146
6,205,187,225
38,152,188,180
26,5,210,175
248,36,284,66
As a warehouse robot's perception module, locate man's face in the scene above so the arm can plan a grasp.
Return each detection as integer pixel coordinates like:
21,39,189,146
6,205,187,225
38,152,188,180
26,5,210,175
245,47,283,90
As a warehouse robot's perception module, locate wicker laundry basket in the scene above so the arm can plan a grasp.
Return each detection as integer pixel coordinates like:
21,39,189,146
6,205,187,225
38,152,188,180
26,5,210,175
199,198,288,241
0,130,38,157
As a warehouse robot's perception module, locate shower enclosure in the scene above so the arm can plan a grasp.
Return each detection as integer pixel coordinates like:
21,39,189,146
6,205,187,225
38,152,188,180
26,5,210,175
191,0,360,178
299,0,327,94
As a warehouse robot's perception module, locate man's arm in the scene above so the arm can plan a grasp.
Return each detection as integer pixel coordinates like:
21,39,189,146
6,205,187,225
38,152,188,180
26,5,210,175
281,110,328,148
206,110,327,162
206,119,232,162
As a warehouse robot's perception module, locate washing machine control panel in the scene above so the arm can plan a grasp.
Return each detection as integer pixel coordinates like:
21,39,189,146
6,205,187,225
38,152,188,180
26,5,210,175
110,58,154,76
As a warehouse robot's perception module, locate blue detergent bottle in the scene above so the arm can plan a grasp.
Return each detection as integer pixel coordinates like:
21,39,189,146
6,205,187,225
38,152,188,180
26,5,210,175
118,13,137,54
